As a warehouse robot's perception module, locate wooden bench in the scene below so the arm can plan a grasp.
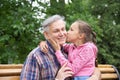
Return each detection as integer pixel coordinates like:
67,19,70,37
0,64,119,80
98,64,120,80
0,64,22,80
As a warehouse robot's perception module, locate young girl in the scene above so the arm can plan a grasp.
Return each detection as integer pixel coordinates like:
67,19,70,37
41,20,98,80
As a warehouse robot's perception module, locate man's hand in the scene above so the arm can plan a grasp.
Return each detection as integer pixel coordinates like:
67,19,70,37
87,68,101,80
55,63,73,80
87,75,99,80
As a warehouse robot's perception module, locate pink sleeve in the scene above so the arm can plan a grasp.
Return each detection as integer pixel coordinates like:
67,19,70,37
62,43,71,52
55,50,68,66
55,46,96,75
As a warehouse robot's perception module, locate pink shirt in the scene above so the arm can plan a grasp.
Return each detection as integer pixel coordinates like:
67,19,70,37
55,42,98,76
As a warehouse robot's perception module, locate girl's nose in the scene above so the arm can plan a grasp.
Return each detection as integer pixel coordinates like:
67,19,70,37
67,31,69,34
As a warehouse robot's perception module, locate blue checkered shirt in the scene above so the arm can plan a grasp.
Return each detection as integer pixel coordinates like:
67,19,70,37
20,41,68,80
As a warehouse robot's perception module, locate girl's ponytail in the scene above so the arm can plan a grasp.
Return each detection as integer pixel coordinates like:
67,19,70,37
91,31,98,67
92,31,97,44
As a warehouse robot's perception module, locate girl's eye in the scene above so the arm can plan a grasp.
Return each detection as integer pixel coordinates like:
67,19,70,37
70,28,73,31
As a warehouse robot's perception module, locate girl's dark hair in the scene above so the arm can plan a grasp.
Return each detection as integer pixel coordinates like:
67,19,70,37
76,20,98,66
75,20,97,44
91,31,97,44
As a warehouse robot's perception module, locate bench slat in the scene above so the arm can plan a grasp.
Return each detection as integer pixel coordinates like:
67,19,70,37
0,76,20,80
0,69,21,76
99,68,115,73
101,73,118,79
0,64,22,69
98,64,112,68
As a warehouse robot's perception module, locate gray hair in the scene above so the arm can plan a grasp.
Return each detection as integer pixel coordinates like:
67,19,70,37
42,15,65,32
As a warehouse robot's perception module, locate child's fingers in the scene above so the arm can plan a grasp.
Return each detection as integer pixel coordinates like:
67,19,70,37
48,38,55,45
42,47,48,53
45,43,48,49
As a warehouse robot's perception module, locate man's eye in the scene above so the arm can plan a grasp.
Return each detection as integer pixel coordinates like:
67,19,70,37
53,30,58,33
70,28,73,31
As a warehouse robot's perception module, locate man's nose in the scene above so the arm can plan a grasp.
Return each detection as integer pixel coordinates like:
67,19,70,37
59,31,64,36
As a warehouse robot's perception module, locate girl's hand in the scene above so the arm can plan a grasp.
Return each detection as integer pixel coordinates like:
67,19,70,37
55,63,73,80
48,38,60,51
39,41,48,53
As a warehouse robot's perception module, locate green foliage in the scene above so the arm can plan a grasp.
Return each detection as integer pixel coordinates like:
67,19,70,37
0,0,119,72
90,0,120,71
0,0,43,63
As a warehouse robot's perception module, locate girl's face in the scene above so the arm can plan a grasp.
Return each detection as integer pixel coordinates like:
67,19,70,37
67,22,80,43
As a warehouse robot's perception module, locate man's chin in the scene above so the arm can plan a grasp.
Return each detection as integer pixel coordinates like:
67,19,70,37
59,41,66,45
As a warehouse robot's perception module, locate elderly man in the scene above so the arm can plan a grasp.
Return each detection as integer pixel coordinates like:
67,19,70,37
20,15,101,80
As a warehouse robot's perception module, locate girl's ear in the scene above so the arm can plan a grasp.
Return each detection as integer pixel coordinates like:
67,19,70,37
43,32,50,40
79,33,85,39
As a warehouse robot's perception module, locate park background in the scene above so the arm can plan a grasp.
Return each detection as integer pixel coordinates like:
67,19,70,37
0,0,120,72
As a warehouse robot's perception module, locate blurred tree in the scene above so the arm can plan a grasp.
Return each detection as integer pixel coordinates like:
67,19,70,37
90,0,120,70
0,0,119,72
35,0,66,18
0,0,43,63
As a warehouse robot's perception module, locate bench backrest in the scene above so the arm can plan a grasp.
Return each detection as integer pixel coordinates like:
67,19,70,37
0,64,119,80
0,64,22,80
98,64,120,80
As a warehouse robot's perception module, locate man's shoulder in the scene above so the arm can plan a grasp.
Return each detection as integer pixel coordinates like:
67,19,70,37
31,46,40,53
28,46,43,57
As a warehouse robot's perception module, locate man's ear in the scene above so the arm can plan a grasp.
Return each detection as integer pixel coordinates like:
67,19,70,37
43,32,50,39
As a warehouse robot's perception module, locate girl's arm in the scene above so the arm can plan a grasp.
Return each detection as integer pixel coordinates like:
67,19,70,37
48,38,96,75
62,43,71,53
55,46,96,75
